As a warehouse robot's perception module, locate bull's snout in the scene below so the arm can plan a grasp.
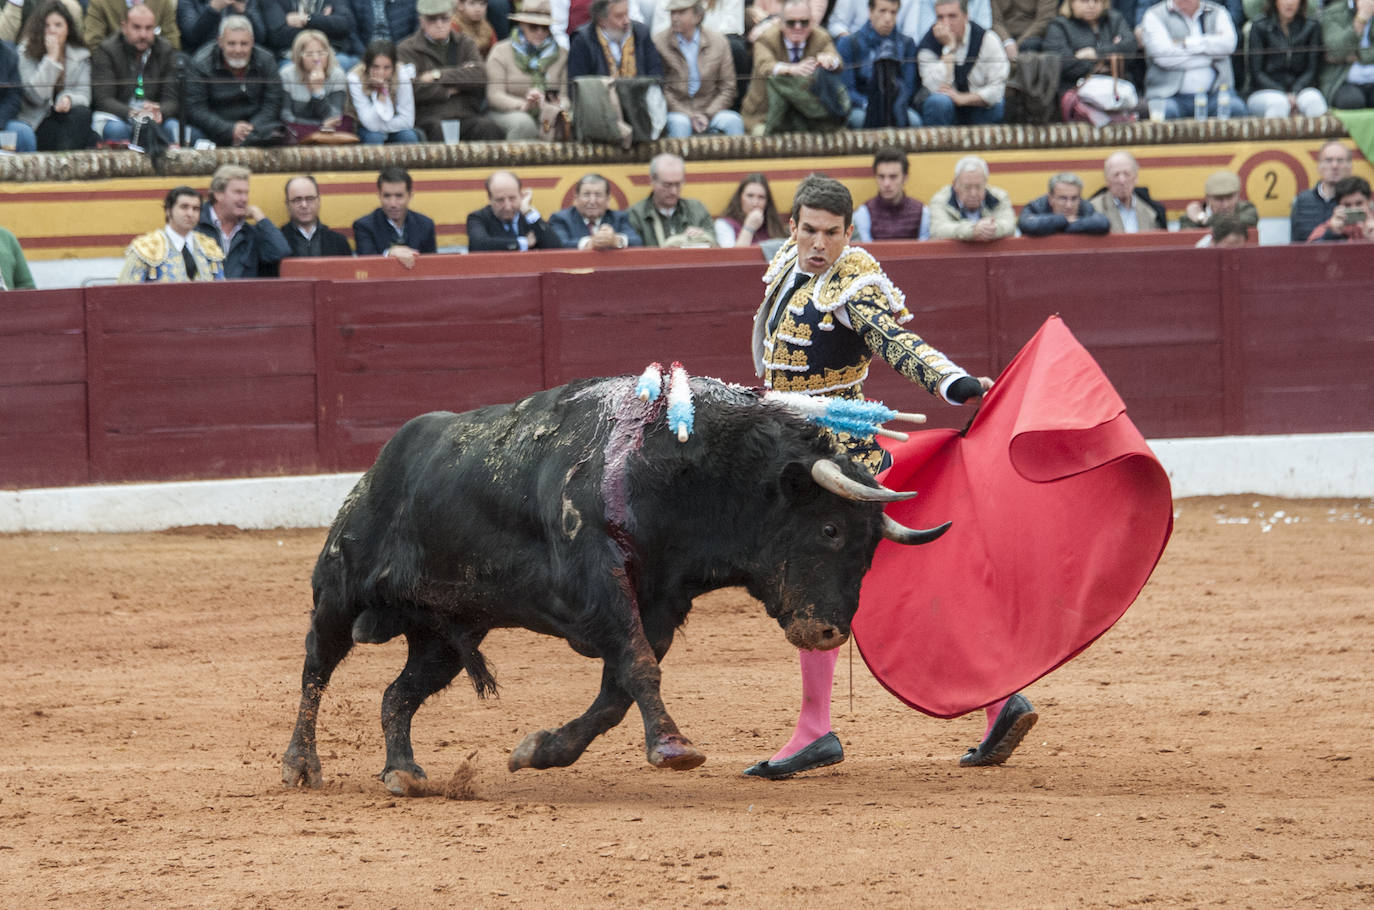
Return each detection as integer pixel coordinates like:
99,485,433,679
783,617,850,651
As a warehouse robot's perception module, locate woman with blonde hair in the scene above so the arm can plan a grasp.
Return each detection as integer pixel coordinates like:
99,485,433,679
279,29,353,142
714,172,785,247
347,38,422,144
16,0,91,150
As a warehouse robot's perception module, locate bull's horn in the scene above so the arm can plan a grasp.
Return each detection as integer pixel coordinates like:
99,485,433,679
810,458,916,503
882,515,953,545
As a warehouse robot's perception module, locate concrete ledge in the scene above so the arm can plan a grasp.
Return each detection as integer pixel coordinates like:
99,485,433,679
2,432,1370,533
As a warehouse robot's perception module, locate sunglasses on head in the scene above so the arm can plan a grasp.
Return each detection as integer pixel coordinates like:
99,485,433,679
785,18,810,26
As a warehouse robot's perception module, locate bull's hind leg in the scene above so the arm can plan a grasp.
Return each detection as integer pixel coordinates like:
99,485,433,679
282,603,357,788
380,627,463,796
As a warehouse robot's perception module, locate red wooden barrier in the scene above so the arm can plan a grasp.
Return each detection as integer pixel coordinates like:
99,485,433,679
0,288,87,487
2,241,1371,489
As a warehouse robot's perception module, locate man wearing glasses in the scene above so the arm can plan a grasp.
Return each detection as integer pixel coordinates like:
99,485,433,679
280,175,353,258
739,0,844,134
398,0,505,140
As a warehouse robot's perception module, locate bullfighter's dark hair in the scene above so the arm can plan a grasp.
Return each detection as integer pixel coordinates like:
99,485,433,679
377,165,412,192
163,186,203,216
1209,213,1249,244
791,174,854,228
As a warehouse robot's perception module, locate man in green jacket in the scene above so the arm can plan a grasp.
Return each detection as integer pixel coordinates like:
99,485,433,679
626,153,717,247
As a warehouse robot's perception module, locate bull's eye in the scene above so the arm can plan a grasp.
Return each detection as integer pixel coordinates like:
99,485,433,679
822,523,839,539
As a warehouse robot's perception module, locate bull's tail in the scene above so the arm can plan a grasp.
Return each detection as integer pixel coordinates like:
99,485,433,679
451,628,498,699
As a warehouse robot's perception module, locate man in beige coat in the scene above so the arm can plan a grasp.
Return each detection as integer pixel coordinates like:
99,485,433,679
928,155,1016,241
1090,150,1164,234
739,0,841,133
653,0,742,137
484,0,567,140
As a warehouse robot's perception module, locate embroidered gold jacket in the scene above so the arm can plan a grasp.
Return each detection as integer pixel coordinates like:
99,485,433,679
751,238,969,469
117,229,226,284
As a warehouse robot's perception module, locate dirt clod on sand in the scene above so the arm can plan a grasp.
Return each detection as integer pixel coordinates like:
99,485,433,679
0,497,1370,907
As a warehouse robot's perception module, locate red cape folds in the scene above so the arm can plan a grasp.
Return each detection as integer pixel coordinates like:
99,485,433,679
853,316,1173,718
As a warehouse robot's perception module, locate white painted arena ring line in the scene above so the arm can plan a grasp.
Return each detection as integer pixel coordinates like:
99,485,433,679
1,433,1370,533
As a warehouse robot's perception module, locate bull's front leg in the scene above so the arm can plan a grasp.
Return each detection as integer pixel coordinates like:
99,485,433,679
510,599,702,772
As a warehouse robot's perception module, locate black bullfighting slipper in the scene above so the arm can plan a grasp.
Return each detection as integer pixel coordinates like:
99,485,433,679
742,731,844,780
960,693,1038,767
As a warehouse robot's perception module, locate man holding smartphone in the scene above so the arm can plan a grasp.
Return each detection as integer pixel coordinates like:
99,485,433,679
1306,176,1374,243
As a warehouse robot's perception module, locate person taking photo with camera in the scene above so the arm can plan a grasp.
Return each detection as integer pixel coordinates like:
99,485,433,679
1306,176,1374,243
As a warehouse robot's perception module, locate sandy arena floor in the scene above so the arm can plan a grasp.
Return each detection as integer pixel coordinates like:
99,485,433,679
1,496,1371,908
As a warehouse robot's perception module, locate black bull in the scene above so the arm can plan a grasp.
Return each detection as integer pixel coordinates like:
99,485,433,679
282,376,949,793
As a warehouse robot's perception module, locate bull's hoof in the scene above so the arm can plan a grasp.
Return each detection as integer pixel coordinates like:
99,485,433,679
382,767,428,796
509,729,553,772
281,748,322,789
648,736,706,771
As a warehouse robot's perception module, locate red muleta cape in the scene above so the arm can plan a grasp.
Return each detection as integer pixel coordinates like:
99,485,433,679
853,316,1173,718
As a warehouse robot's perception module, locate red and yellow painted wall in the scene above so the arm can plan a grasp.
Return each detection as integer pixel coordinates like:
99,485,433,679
3,138,1368,260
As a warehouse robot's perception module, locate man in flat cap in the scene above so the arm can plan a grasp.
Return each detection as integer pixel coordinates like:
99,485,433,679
1179,171,1258,233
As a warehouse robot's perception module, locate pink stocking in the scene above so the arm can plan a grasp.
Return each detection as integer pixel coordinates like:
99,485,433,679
983,697,1009,738
771,648,839,761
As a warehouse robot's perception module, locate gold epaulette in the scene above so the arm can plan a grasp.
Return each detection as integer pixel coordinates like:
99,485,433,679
128,231,169,267
192,233,225,263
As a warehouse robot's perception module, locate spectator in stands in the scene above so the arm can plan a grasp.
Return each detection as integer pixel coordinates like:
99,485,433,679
353,165,438,266
0,41,38,152
714,172,787,246
185,15,287,146
1290,140,1353,242
399,0,505,140
279,29,353,141
118,186,227,283
1198,211,1249,247
261,0,359,67
1178,170,1258,232
466,169,560,250
454,0,499,56
484,0,567,141
567,0,664,86
0,225,37,290
1320,0,1374,110
853,147,931,242
916,0,1009,126
1042,0,1139,103
1306,176,1374,242
627,152,717,246
1017,172,1111,235
1245,0,1325,118
649,0,746,105
928,155,1016,240
654,0,743,138
85,0,181,50
0,0,79,46
91,5,183,146
281,175,354,257
1090,150,1166,232
549,172,643,248
898,0,992,51
17,0,94,151
740,0,845,135
178,0,269,56
993,0,1057,58
196,164,290,278
837,0,921,128
348,39,424,142
1140,0,1240,120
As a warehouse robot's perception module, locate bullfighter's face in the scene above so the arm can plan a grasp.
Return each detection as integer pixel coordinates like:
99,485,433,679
790,204,853,275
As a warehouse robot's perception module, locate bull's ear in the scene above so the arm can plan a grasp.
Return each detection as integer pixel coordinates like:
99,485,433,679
779,460,814,502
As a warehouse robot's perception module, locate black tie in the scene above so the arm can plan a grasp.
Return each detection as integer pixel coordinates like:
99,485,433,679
790,45,802,63
508,219,520,238
769,271,810,335
182,243,199,279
